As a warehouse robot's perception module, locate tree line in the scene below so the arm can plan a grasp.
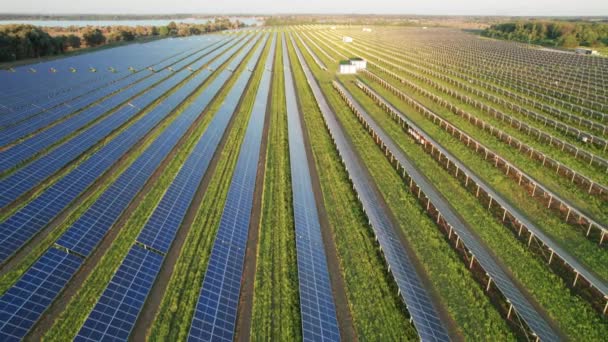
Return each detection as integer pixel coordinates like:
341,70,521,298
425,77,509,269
0,18,246,62
482,20,608,48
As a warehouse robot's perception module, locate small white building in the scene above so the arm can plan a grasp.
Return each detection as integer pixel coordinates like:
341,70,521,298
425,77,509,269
362,27,372,32
342,36,353,43
575,48,599,55
339,62,357,74
339,58,367,74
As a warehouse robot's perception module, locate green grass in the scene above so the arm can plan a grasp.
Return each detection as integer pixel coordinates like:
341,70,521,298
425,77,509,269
287,36,418,340
146,37,271,341
359,76,608,282
42,36,265,342
249,37,302,341
339,79,608,341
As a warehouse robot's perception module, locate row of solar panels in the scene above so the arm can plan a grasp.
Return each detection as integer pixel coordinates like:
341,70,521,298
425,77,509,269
0,36,249,263
336,80,560,341
0,34,261,341
290,33,452,341
282,33,340,342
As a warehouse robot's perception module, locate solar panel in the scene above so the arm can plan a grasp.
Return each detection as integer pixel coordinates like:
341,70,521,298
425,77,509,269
0,248,82,342
282,33,340,341
0,37,248,264
290,34,451,341
188,34,274,342
75,245,163,342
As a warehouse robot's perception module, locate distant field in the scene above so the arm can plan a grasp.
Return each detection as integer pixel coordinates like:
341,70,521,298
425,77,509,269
0,25,606,341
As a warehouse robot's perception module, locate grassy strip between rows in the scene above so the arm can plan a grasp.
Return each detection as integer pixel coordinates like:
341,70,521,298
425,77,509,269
249,36,302,341
0,36,249,295
288,33,422,341
340,78,608,340
0,37,243,221
360,75,608,282
294,33,519,339
146,37,271,341
42,35,265,341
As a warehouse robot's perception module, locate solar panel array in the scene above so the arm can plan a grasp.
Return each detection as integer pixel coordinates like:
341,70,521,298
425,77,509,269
290,34,451,341
0,37,247,263
0,40,225,162
282,33,340,342
343,81,573,340
0,38,234,207
188,34,275,342
74,34,266,341
0,35,253,342
0,37,211,119
0,248,82,341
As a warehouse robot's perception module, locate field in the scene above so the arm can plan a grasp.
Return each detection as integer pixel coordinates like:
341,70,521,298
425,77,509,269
0,24,606,342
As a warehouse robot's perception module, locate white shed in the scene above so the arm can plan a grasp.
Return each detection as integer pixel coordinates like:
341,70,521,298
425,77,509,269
362,27,372,32
342,36,353,43
339,62,357,74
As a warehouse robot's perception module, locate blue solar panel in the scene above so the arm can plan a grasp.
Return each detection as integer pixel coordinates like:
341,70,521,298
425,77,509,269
290,34,450,341
75,245,163,342
0,248,82,342
282,33,340,342
0,37,248,264
188,34,275,342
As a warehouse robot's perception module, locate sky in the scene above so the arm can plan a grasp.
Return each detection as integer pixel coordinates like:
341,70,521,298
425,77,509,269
1,0,607,16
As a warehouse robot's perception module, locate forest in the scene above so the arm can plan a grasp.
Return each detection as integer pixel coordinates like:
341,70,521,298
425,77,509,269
0,18,246,62
482,20,608,48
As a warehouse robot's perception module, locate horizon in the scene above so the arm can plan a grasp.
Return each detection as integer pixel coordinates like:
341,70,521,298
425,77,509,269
2,0,607,17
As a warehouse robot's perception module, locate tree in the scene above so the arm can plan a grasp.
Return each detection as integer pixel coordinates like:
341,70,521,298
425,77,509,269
66,34,81,48
82,28,106,46
158,26,170,36
559,34,579,48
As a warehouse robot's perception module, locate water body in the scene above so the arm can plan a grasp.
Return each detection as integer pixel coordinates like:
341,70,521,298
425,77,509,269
0,17,262,27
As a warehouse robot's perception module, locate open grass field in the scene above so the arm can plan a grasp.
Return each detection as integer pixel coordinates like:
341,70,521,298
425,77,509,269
0,24,606,341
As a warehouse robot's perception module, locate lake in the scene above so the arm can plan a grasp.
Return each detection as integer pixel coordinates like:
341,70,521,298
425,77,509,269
0,17,263,27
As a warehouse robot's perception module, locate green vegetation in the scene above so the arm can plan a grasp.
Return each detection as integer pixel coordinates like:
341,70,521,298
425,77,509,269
249,37,302,340
147,39,271,341
341,78,608,340
483,21,608,48
287,37,419,340
42,38,265,341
